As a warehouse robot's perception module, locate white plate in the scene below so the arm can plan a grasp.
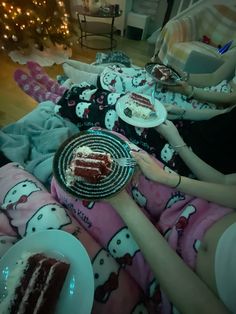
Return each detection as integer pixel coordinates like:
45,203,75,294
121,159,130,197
116,93,167,128
53,129,135,200
0,230,94,314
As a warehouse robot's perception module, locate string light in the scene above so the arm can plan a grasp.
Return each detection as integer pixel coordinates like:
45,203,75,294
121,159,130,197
0,0,73,50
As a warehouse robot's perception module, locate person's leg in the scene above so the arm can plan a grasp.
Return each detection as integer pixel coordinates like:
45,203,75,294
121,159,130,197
51,176,158,298
64,59,105,74
63,63,99,86
14,69,61,103
27,61,67,96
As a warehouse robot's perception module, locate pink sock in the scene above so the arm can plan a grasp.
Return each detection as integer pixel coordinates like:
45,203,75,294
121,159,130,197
14,69,61,104
27,61,67,96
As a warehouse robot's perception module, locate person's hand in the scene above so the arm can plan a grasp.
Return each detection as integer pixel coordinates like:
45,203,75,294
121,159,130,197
131,167,142,187
164,80,190,95
155,120,185,147
131,150,167,183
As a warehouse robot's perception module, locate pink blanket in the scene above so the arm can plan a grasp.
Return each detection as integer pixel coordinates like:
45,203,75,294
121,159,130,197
0,130,232,313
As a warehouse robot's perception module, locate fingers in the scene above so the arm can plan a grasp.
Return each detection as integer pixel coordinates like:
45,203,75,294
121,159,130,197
165,105,178,114
158,120,170,128
177,80,186,86
164,104,174,112
131,168,141,187
162,119,169,125
131,151,152,169
131,151,142,163
131,151,145,166
131,150,147,160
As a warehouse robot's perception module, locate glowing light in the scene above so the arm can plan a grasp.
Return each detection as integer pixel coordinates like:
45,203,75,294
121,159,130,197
69,277,76,295
0,0,73,51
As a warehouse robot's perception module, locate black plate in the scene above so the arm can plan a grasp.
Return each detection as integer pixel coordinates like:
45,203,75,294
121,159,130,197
145,62,182,86
53,129,135,200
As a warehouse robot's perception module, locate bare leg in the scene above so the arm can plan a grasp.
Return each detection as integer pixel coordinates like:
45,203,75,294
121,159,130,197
64,59,105,74
63,63,99,86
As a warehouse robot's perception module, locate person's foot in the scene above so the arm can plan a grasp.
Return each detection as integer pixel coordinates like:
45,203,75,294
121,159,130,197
27,61,67,96
14,69,47,102
62,63,99,86
14,69,60,103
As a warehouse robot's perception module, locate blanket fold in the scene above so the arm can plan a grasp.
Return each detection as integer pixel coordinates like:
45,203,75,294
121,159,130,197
0,101,79,185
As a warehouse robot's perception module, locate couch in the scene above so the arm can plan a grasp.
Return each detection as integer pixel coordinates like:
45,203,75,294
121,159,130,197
151,4,236,71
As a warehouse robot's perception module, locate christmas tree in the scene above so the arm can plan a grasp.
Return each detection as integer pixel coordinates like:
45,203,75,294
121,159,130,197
0,0,74,52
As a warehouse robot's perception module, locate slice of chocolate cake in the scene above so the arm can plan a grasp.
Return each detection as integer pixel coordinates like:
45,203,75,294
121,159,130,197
151,64,172,81
124,93,157,119
66,146,113,185
0,252,70,314
130,93,155,111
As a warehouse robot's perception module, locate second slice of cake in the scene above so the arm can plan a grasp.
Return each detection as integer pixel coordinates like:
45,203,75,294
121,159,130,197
124,92,157,119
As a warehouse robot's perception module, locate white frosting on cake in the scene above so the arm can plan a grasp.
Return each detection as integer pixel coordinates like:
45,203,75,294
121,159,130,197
17,257,48,314
75,146,93,155
125,94,156,119
32,262,60,314
0,252,68,314
0,252,36,313
66,146,94,186
126,102,153,119
65,168,76,186
66,146,112,185
151,64,171,81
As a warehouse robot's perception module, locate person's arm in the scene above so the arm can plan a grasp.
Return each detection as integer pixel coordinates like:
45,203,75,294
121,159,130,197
166,104,231,121
185,85,236,106
173,143,236,186
166,52,236,104
165,81,236,106
108,191,229,314
155,119,236,185
174,167,236,208
132,150,236,208
186,52,236,88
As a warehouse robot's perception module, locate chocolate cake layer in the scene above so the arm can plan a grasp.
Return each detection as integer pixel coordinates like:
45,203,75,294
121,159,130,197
6,253,70,314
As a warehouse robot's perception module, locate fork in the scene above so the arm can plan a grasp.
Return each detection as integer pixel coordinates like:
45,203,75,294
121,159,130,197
113,157,136,167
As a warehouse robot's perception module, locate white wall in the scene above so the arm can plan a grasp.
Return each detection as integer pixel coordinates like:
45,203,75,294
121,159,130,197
70,0,236,36
70,0,82,19
132,0,161,35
